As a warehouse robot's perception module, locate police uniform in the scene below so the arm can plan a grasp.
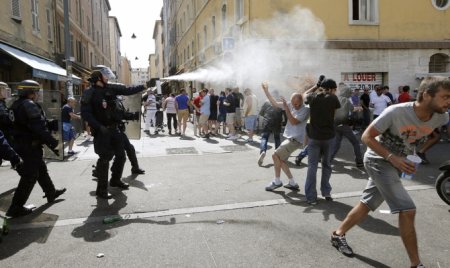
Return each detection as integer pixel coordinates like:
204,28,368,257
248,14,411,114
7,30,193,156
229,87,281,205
6,80,66,217
81,82,144,198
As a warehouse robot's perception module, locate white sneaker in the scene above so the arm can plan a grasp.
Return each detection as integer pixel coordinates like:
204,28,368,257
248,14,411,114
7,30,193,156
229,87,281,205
227,135,237,140
258,151,266,166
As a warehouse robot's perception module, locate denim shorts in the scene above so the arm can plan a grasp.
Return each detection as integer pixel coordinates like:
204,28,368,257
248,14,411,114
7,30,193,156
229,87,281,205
360,158,416,213
244,115,257,131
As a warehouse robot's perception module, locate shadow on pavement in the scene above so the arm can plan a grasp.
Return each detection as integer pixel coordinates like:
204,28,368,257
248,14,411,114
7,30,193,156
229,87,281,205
0,200,62,260
354,254,391,268
123,174,148,192
270,190,398,236
71,192,175,242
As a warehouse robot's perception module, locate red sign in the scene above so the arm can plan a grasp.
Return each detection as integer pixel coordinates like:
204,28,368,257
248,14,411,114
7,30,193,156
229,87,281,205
341,72,383,90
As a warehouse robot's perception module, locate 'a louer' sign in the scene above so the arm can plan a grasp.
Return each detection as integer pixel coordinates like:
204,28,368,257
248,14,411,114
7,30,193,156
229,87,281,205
341,72,383,90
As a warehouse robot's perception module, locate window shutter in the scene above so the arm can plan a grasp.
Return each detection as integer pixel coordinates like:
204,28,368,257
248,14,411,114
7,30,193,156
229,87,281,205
11,0,21,19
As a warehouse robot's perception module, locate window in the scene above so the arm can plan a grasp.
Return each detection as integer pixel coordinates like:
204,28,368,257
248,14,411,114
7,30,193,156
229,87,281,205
221,5,227,33
31,0,40,32
349,0,379,25
46,9,52,40
70,34,74,56
80,9,84,29
212,16,216,40
203,25,207,47
11,0,21,20
235,0,244,22
429,53,449,73
431,0,450,10
87,17,91,37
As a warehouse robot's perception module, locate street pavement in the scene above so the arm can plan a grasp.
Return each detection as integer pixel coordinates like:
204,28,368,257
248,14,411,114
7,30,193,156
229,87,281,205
0,122,449,268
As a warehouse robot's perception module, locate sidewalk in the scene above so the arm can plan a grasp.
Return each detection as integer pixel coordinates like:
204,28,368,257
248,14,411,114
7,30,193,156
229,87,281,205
70,120,263,160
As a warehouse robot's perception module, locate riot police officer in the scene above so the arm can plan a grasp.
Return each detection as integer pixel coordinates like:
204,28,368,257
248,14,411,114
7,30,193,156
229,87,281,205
81,65,145,199
6,80,66,218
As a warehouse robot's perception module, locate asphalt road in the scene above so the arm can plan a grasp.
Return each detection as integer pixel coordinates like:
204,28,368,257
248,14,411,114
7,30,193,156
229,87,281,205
0,125,449,268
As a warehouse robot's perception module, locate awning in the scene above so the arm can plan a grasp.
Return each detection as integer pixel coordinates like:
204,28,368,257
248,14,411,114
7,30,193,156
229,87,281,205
415,72,450,79
0,42,81,84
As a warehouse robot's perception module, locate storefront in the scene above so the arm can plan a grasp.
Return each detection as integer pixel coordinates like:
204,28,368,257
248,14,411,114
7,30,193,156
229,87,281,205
0,42,82,160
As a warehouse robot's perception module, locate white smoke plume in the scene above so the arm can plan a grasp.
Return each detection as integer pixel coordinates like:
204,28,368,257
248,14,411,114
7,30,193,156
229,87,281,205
163,6,326,98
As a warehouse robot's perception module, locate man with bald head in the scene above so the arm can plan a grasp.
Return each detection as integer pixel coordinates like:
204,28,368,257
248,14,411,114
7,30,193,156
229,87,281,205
261,82,310,192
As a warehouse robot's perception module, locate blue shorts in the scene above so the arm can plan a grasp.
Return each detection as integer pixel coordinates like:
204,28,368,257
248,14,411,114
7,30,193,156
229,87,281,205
244,115,258,131
62,122,76,141
218,113,226,122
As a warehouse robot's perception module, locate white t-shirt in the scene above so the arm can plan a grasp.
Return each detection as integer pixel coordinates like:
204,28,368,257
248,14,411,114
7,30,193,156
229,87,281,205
146,94,157,110
164,96,177,114
370,94,391,115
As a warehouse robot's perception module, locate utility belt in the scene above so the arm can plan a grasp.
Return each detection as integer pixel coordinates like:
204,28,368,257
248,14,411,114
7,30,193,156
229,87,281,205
31,140,42,147
106,123,118,129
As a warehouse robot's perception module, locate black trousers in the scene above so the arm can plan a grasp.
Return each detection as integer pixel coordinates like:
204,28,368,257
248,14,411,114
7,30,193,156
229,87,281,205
10,143,56,208
166,113,177,131
93,127,126,194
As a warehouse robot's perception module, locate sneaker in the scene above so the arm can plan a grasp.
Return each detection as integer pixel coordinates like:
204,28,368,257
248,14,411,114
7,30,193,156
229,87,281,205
416,152,429,165
331,232,354,257
356,162,364,168
411,264,425,268
67,151,77,156
324,195,333,201
265,181,282,191
258,151,266,166
307,200,318,205
245,138,254,143
227,135,238,140
284,183,300,191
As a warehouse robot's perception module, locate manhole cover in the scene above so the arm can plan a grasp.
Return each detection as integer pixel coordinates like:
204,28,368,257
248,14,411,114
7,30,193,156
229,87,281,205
220,145,251,152
166,147,198,155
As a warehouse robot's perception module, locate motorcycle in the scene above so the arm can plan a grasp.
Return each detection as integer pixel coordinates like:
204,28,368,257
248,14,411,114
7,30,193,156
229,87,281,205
436,160,450,205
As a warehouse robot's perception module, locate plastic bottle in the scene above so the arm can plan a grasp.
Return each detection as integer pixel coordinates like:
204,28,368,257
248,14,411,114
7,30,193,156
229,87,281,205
102,215,122,224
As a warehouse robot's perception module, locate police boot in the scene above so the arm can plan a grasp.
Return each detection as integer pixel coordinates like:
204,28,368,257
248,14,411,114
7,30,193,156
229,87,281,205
44,188,67,203
95,160,112,199
6,205,33,218
131,167,145,175
92,165,98,178
109,180,129,190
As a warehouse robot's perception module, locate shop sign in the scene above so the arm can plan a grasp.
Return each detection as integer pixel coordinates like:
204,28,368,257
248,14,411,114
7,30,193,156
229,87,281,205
341,72,383,90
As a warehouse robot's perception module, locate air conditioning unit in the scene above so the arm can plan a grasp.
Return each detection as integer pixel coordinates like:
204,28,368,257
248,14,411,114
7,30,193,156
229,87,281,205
198,53,205,64
214,42,222,55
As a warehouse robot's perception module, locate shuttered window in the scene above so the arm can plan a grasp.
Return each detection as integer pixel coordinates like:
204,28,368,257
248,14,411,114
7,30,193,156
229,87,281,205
31,0,40,32
11,0,21,20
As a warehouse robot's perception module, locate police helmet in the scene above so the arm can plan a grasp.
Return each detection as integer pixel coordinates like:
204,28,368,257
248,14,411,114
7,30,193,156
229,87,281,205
17,80,41,97
89,65,116,83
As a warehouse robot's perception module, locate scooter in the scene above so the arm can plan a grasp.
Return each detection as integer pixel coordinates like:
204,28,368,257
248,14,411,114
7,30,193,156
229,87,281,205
436,160,450,205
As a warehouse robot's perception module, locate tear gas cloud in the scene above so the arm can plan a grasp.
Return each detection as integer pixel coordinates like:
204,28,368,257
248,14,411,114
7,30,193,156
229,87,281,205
163,6,326,98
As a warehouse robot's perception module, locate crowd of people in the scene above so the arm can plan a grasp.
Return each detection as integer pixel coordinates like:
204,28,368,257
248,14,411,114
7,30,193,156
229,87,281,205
1,67,449,268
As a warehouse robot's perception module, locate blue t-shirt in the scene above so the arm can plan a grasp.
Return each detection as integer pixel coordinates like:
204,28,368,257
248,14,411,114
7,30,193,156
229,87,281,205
61,104,73,123
176,94,189,110
219,96,227,114
200,95,211,115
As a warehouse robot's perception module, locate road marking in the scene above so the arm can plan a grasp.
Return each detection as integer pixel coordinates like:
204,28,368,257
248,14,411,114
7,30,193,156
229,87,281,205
9,185,434,230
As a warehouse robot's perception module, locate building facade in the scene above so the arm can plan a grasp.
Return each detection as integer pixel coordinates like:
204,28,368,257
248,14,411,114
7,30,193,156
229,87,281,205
131,67,149,86
162,0,450,94
109,16,122,78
